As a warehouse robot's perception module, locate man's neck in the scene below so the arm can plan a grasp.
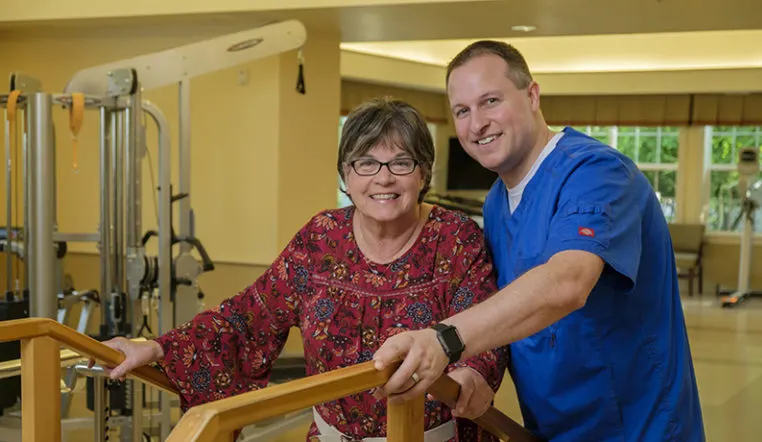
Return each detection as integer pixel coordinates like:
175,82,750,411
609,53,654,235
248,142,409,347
500,126,556,189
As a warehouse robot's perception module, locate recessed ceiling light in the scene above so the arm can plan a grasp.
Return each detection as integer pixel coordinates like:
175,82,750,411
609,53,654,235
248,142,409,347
511,25,537,32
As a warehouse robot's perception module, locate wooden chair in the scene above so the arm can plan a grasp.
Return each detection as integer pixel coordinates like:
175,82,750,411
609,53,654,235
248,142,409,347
667,223,706,296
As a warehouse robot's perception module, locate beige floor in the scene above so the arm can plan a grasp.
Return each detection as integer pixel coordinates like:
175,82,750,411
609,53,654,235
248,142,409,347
3,294,761,442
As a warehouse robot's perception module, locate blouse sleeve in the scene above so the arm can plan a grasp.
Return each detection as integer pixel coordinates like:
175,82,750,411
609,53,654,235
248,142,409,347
443,217,507,393
152,221,311,410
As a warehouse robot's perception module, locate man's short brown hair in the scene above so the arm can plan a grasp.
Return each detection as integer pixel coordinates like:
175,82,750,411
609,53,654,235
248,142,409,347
446,40,533,89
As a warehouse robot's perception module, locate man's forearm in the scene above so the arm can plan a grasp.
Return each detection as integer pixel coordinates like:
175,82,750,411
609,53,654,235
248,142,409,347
444,251,603,360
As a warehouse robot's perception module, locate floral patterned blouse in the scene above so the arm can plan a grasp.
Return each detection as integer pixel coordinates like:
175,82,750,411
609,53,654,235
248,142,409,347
154,205,506,441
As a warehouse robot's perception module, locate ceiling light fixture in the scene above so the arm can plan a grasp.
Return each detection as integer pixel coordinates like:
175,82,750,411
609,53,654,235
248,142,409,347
511,25,537,32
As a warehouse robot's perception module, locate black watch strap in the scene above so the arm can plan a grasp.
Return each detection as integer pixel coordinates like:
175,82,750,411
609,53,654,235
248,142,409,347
432,323,465,364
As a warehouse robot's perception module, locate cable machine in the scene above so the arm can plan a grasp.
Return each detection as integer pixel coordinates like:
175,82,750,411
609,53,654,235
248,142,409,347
0,19,307,442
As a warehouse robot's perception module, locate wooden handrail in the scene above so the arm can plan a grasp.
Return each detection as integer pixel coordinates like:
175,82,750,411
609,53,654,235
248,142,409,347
0,317,176,393
168,360,541,442
430,376,541,442
0,318,540,442
167,361,401,442
0,347,86,379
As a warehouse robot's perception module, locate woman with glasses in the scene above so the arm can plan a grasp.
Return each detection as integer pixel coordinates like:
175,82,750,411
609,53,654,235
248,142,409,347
94,97,506,442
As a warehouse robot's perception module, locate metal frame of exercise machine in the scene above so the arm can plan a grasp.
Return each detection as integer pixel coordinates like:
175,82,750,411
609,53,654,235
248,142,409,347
719,146,762,307
0,19,308,442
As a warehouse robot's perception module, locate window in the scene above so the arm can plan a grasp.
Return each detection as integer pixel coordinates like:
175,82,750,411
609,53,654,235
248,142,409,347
336,116,437,208
337,116,352,207
557,126,680,222
705,126,762,232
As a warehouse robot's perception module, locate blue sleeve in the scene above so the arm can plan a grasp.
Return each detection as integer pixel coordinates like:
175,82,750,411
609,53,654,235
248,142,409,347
544,155,643,290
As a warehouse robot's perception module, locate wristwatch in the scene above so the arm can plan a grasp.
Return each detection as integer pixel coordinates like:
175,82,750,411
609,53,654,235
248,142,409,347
432,323,465,364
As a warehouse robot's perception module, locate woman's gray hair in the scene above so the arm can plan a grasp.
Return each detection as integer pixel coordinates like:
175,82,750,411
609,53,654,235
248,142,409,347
337,97,435,202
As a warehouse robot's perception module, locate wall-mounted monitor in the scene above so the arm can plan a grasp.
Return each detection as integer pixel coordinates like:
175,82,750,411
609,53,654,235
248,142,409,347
446,137,499,190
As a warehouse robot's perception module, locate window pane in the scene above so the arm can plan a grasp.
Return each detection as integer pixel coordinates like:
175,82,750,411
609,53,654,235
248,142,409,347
639,136,658,163
657,170,677,222
660,133,679,164
707,170,741,231
711,135,734,164
588,127,610,145
736,135,756,153
618,135,637,160
592,134,610,145
657,170,677,198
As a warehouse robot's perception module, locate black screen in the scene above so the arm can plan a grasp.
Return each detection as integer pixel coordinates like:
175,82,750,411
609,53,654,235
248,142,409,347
446,137,498,190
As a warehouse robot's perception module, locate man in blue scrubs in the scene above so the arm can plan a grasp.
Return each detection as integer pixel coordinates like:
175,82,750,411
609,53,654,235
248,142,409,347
373,40,705,441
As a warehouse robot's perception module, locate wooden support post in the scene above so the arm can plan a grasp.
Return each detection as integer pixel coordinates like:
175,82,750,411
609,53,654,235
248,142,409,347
387,395,425,442
21,336,61,442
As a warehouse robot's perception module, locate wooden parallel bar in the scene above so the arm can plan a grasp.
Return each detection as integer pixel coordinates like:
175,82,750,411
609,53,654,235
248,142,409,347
166,360,401,442
0,317,175,393
21,336,61,442
429,374,543,442
0,337,149,380
387,394,425,442
0,318,542,442
0,348,86,379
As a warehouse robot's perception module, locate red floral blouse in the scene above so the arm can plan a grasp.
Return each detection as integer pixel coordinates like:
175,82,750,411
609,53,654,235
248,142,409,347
154,205,506,441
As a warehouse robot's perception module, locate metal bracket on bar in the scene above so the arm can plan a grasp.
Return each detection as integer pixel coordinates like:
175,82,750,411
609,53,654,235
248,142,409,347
107,68,138,98
0,94,28,108
9,72,42,93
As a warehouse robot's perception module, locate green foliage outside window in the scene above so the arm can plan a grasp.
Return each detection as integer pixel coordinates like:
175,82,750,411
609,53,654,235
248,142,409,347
706,126,762,232
562,125,679,222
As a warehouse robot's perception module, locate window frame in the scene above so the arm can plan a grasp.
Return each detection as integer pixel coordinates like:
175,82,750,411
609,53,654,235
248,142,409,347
568,125,680,222
703,125,762,234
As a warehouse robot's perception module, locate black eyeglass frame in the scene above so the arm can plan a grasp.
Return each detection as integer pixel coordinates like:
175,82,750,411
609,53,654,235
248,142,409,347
348,158,420,176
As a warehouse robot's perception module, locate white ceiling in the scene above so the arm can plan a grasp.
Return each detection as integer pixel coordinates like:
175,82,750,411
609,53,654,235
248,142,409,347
3,0,760,43
2,0,760,78
341,29,762,74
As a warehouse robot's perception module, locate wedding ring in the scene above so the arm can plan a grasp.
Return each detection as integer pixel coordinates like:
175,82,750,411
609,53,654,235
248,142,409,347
411,372,420,383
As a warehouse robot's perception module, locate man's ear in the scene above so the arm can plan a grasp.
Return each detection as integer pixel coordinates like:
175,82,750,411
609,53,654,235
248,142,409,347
527,81,541,112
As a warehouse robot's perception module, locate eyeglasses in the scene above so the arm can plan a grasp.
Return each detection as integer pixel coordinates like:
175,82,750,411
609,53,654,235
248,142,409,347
349,158,419,176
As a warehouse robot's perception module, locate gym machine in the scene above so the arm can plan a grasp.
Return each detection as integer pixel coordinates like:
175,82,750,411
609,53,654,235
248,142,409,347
0,19,309,442
719,147,762,307
1,67,191,441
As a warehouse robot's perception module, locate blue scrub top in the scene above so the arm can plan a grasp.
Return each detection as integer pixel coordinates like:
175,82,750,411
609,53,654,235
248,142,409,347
483,128,705,441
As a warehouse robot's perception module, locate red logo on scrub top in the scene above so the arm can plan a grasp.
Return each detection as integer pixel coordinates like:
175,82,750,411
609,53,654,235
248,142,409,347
578,227,595,237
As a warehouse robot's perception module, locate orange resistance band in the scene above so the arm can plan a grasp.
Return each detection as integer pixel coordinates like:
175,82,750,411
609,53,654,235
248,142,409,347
69,93,85,172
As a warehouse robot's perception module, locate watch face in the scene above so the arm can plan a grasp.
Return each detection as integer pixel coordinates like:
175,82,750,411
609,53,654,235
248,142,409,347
442,330,465,352
438,326,465,353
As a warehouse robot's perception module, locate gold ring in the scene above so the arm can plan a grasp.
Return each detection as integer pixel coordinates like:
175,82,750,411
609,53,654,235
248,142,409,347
411,372,420,383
